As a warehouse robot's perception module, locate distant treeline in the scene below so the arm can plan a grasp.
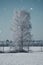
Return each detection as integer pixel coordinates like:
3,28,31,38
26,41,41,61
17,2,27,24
0,40,43,47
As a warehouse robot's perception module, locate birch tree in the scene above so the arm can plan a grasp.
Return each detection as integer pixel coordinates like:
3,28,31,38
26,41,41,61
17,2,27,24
11,10,32,52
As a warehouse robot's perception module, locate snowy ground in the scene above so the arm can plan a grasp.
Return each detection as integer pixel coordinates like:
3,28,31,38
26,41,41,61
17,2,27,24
0,47,43,65
0,46,43,52
0,52,43,65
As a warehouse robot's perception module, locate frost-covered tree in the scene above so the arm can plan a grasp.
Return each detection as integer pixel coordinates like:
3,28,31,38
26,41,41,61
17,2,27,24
11,10,32,52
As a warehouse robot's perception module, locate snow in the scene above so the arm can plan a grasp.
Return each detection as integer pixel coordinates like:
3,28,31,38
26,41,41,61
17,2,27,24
30,46,43,52
0,46,43,52
0,47,43,65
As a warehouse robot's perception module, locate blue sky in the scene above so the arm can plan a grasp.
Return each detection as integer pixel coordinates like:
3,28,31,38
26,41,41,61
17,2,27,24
0,0,43,41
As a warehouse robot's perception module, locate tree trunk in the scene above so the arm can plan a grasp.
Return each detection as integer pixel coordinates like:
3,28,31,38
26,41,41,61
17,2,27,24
3,46,4,52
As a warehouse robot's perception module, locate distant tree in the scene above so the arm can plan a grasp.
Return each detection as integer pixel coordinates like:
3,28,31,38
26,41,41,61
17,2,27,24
6,40,9,46
40,40,43,52
9,40,12,46
9,40,13,51
2,41,4,52
11,10,32,52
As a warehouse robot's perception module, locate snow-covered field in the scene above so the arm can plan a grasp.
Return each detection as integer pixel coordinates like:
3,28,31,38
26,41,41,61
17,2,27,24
0,47,43,65
0,46,43,52
0,52,43,65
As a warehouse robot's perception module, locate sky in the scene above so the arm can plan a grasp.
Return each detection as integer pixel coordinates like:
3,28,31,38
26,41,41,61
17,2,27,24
0,0,43,41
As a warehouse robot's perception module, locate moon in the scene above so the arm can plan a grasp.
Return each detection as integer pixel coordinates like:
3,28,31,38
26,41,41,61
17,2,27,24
30,8,33,10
